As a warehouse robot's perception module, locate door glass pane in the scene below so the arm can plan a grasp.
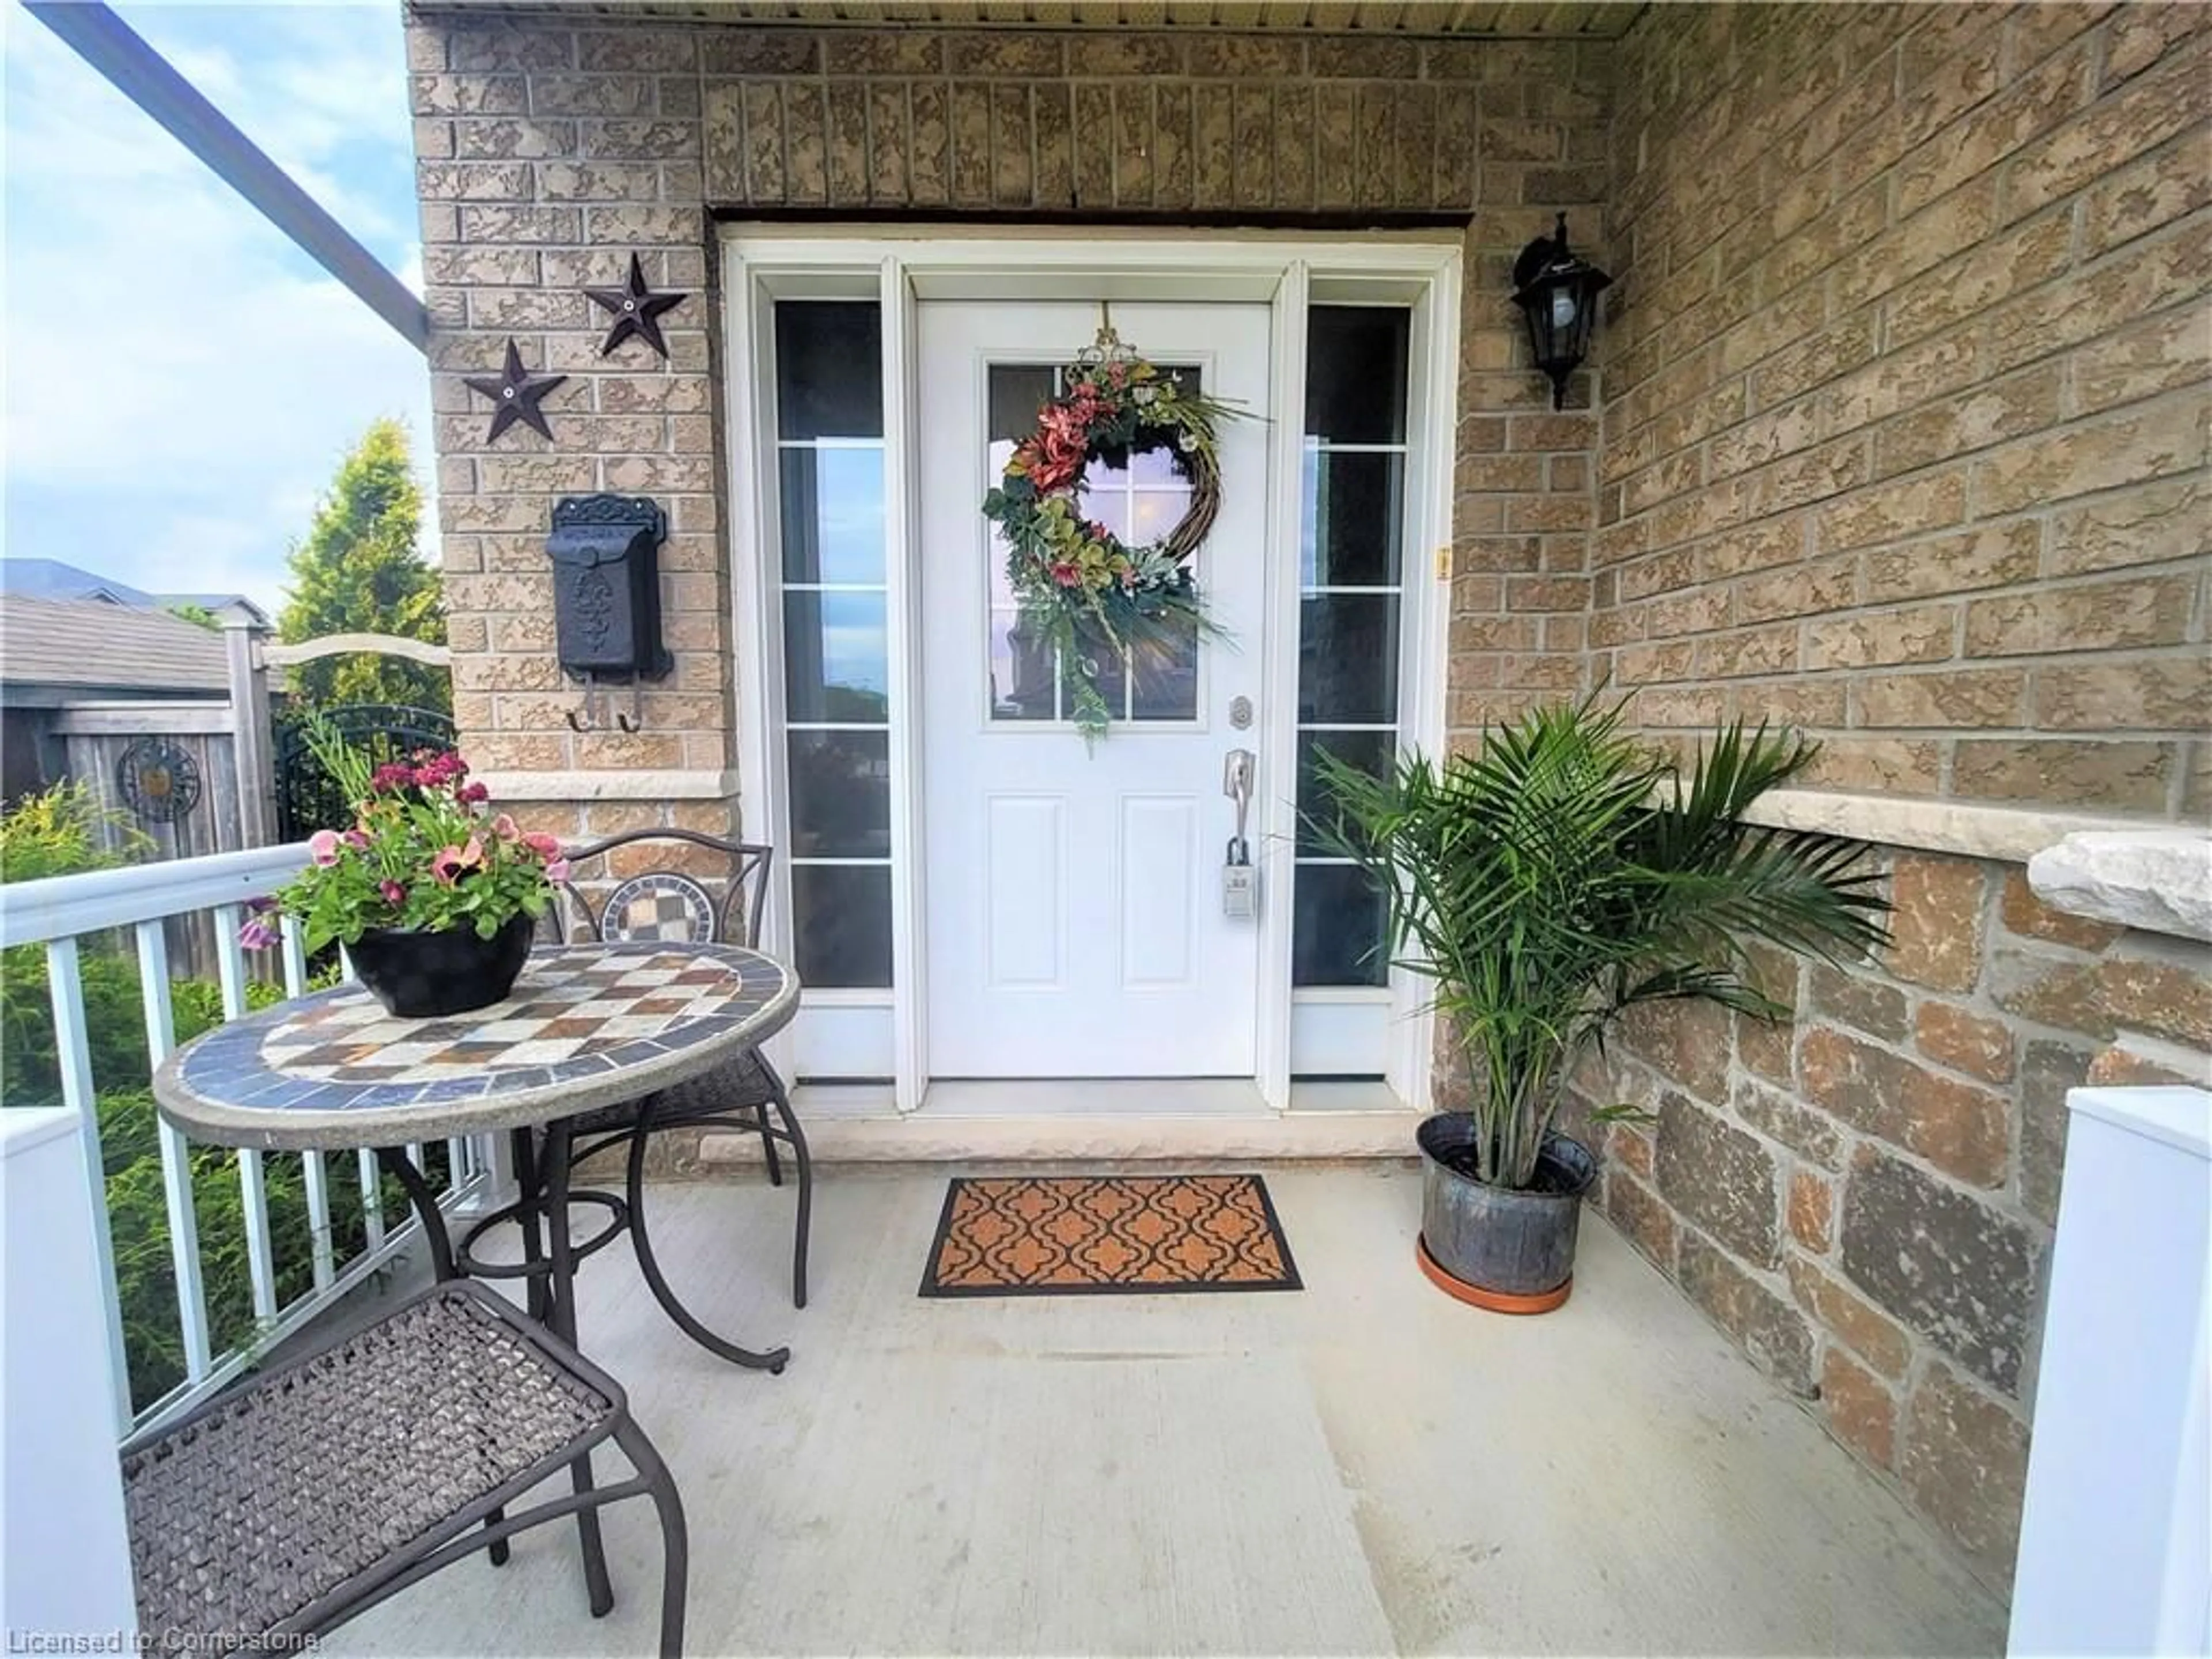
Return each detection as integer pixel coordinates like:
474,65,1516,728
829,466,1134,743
787,730,891,858
1306,307,1409,444
780,447,886,585
1294,729,1395,854
1293,864,1389,987
1302,449,1404,588
791,865,892,987
990,611,1055,721
1129,617,1198,722
783,590,889,722
988,365,1058,441
776,302,882,440
1067,617,1128,719
1297,594,1401,724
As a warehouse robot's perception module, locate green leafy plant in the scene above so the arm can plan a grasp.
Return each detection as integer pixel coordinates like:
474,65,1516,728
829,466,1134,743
0,779,150,884
0,784,419,1411
1309,698,1890,1190
253,715,561,951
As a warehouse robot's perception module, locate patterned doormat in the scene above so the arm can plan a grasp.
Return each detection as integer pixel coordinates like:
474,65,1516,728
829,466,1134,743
919,1174,1301,1297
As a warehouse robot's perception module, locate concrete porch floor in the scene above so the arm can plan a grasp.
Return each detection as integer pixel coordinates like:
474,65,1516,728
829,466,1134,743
327,1165,2004,1657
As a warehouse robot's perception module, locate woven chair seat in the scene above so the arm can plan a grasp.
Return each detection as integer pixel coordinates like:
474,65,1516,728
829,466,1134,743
563,1050,780,1139
124,1286,615,1642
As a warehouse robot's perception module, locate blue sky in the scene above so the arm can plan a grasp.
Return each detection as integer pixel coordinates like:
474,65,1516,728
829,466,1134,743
3,2,430,617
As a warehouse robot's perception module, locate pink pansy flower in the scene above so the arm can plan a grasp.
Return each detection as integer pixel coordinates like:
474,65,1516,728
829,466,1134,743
522,831,563,860
237,916,281,952
307,828,342,866
378,880,406,907
342,828,371,851
492,813,521,842
544,858,571,885
430,835,486,886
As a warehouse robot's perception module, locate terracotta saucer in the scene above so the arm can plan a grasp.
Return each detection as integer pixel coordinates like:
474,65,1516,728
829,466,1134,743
1416,1236,1573,1315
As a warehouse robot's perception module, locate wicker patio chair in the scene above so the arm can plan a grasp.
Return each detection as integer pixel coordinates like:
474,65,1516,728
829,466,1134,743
551,828,815,1317
122,1279,687,1657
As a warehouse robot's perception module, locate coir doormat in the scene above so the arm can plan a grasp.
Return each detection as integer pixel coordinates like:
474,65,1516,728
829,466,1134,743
919,1174,1302,1297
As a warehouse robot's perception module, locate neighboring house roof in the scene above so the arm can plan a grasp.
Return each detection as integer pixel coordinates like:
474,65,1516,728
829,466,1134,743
0,560,270,628
0,557,156,608
0,594,234,699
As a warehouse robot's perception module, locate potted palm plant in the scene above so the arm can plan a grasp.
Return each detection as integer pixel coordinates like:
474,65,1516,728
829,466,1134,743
1310,698,1888,1313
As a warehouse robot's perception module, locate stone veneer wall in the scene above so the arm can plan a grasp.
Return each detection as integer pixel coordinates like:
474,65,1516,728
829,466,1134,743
406,7,1616,851
1578,848,2212,1594
1598,2,2209,810
1580,0,2212,1596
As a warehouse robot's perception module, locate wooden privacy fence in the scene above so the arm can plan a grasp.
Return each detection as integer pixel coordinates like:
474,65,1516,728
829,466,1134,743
17,628,452,980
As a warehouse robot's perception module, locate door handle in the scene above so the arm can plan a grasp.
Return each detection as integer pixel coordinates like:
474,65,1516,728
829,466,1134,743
1224,749,1255,865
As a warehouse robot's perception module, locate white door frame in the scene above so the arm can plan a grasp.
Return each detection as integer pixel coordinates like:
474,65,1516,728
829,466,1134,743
720,228,1463,1118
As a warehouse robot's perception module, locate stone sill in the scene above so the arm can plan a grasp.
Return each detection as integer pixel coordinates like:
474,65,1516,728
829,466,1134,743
1744,789,2176,866
2029,830,2212,945
476,768,738,802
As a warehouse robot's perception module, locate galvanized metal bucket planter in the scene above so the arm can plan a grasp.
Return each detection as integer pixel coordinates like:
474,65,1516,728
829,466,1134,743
1415,1115,1596,1314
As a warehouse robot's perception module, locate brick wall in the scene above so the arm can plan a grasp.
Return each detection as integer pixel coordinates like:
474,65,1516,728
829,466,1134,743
406,8,1617,838
1598,2,2210,814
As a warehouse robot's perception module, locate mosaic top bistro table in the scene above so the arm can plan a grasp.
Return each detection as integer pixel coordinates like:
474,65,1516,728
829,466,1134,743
151,941,802,1374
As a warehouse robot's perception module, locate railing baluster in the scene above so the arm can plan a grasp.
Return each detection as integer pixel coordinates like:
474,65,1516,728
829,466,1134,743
44,938,135,1435
276,916,334,1288
213,904,278,1323
302,1150,335,1291
135,921,212,1381
359,1147,385,1249
278,915,309,999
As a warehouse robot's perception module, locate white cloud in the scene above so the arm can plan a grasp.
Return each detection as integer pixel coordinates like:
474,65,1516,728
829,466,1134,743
1,3,432,619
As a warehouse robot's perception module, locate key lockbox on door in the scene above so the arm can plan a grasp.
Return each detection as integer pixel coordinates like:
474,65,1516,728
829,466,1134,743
546,493,673,681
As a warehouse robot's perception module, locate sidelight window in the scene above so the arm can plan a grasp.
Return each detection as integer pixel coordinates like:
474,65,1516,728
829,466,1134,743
1292,305,1411,988
773,301,892,988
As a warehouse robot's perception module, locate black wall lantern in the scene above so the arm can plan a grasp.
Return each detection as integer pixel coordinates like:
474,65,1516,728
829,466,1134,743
1512,213,1612,410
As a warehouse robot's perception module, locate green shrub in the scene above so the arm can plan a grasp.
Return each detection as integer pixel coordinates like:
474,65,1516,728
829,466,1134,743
1,786,434,1412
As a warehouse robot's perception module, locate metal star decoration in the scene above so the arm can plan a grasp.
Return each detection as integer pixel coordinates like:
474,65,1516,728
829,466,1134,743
585,253,687,359
464,339,566,442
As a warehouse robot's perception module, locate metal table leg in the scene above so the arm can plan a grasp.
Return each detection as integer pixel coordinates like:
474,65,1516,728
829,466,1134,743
623,1112,791,1374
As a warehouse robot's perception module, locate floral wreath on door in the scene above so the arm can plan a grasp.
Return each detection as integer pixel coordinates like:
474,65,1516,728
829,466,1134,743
980,319,1243,742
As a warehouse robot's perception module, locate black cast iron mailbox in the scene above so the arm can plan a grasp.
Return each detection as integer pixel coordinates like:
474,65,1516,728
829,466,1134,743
547,493,672,681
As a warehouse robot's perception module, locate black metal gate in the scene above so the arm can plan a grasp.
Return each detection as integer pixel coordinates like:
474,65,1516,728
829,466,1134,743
275,704,456,840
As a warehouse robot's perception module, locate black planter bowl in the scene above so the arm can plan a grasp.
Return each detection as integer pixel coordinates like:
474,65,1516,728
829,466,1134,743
1415,1115,1596,1314
348,915,535,1019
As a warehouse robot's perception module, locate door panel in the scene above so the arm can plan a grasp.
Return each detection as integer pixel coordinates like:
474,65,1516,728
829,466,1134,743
921,301,1270,1077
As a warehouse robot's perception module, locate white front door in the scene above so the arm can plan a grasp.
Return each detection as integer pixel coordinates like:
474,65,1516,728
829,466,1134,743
919,301,1272,1078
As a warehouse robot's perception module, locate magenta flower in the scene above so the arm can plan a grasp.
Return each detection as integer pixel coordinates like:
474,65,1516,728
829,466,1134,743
544,857,571,884
307,828,342,866
458,781,490,805
379,879,406,907
342,828,372,851
522,831,562,860
237,916,281,952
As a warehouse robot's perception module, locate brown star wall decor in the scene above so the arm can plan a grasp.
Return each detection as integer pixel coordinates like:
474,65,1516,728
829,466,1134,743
464,339,566,442
586,253,687,359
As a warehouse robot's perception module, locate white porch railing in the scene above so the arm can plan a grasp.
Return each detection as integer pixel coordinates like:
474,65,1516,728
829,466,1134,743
0,843,492,1437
